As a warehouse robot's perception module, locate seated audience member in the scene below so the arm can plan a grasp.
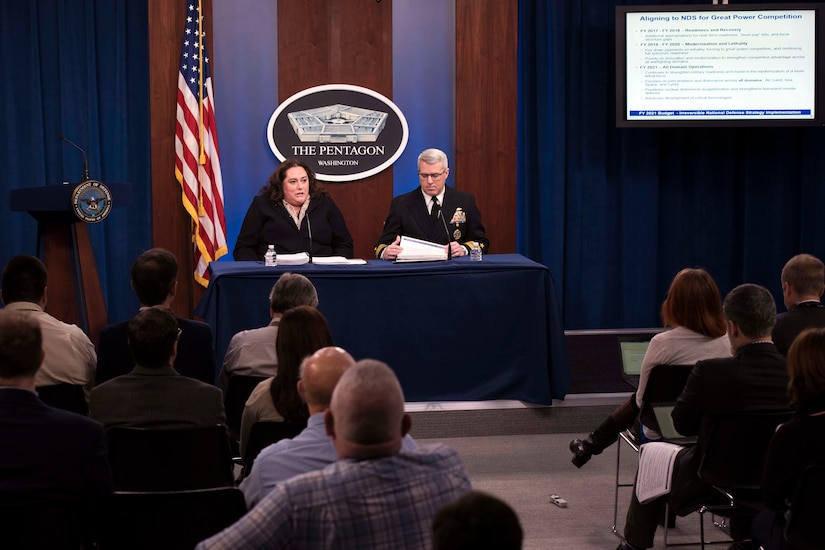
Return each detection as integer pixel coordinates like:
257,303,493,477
374,148,489,260
96,248,217,385
240,305,332,455
0,310,112,518
752,327,825,550
773,253,825,355
218,272,319,391
233,158,354,260
241,346,418,507
1,255,96,403
197,359,471,550
570,268,730,467
90,307,225,429
618,284,791,550
432,491,523,550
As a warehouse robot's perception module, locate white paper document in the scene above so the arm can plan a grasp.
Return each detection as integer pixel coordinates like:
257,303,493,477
311,256,368,265
275,252,310,266
635,441,684,504
395,236,448,263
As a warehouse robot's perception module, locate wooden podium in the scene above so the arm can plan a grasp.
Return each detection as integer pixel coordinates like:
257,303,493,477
9,182,132,345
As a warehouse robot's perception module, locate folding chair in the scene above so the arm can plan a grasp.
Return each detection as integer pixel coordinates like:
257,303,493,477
613,364,694,543
783,464,825,550
0,498,94,549
106,425,235,491
37,383,88,416
223,375,268,444
98,487,247,549
241,420,306,478
693,410,793,549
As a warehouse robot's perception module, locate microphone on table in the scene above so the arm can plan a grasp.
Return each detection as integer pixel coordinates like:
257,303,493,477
59,135,90,182
306,210,314,263
438,208,453,260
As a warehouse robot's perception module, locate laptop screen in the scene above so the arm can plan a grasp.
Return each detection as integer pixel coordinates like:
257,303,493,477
651,403,695,442
618,338,650,378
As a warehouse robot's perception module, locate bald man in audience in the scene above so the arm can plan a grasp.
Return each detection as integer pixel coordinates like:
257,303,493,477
198,359,470,550
240,347,418,507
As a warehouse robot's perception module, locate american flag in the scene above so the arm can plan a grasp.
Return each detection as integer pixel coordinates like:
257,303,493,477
174,1,227,286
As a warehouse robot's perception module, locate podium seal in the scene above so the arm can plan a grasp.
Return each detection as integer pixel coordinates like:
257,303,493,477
71,180,112,223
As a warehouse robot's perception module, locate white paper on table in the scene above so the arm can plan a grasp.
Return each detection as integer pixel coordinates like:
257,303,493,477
275,252,310,265
311,256,368,265
395,236,448,262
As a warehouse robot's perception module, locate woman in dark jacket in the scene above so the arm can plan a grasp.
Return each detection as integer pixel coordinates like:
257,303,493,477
234,159,353,260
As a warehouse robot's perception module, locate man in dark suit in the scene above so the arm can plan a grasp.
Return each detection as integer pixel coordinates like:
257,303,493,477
90,307,225,429
0,309,112,521
96,247,217,385
374,148,489,260
772,253,825,355
619,284,790,550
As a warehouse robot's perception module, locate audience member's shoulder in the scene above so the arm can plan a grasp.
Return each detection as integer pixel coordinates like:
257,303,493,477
45,403,106,434
406,442,464,462
99,320,128,336
176,374,220,390
178,317,212,333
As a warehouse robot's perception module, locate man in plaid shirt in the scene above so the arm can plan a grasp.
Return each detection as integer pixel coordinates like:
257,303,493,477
197,359,471,550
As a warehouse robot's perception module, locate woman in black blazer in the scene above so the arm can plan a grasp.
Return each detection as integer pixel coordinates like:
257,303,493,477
233,159,354,260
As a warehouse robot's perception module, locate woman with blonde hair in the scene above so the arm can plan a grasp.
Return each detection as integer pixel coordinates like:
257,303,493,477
570,268,731,467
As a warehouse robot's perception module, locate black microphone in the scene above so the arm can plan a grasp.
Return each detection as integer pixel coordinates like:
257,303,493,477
59,135,90,182
306,210,314,263
437,207,453,260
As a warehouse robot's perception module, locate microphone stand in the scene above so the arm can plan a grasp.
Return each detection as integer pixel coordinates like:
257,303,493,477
59,135,90,181
438,208,453,260
306,210,313,263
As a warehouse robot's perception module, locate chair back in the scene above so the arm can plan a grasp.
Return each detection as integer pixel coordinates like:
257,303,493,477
224,375,268,442
784,464,825,550
36,384,88,416
0,498,93,549
98,487,247,550
242,421,306,477
698,410,793,491
638,364,694,431
106,425,234,491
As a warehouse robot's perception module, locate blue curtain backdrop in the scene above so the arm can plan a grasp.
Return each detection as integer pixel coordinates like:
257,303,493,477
518,0,825,330
0,1,151,324
5,1,825,333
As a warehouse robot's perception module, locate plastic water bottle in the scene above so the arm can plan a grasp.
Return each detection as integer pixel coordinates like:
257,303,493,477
470,242,482,262
264,245,277,267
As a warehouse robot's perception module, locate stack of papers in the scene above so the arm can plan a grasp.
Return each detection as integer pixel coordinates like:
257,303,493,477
276,252,310,265
311,256,368,265
395,236,448,263
635,442,684,503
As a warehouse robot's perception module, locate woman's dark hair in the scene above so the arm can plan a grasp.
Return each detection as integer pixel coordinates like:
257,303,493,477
269,305,333,422
259,158,327,203
786,327,825,408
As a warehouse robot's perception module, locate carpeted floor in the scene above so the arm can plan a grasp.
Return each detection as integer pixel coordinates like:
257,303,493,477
410,397,734,550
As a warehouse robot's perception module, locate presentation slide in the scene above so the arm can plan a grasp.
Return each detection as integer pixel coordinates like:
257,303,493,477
624,8,817,121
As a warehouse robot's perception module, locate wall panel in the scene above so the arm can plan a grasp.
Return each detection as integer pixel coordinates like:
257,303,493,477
278,0,394,260
456,0,518,253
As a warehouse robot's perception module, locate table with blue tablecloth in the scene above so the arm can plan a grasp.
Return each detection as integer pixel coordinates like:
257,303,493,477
194,254,569,403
